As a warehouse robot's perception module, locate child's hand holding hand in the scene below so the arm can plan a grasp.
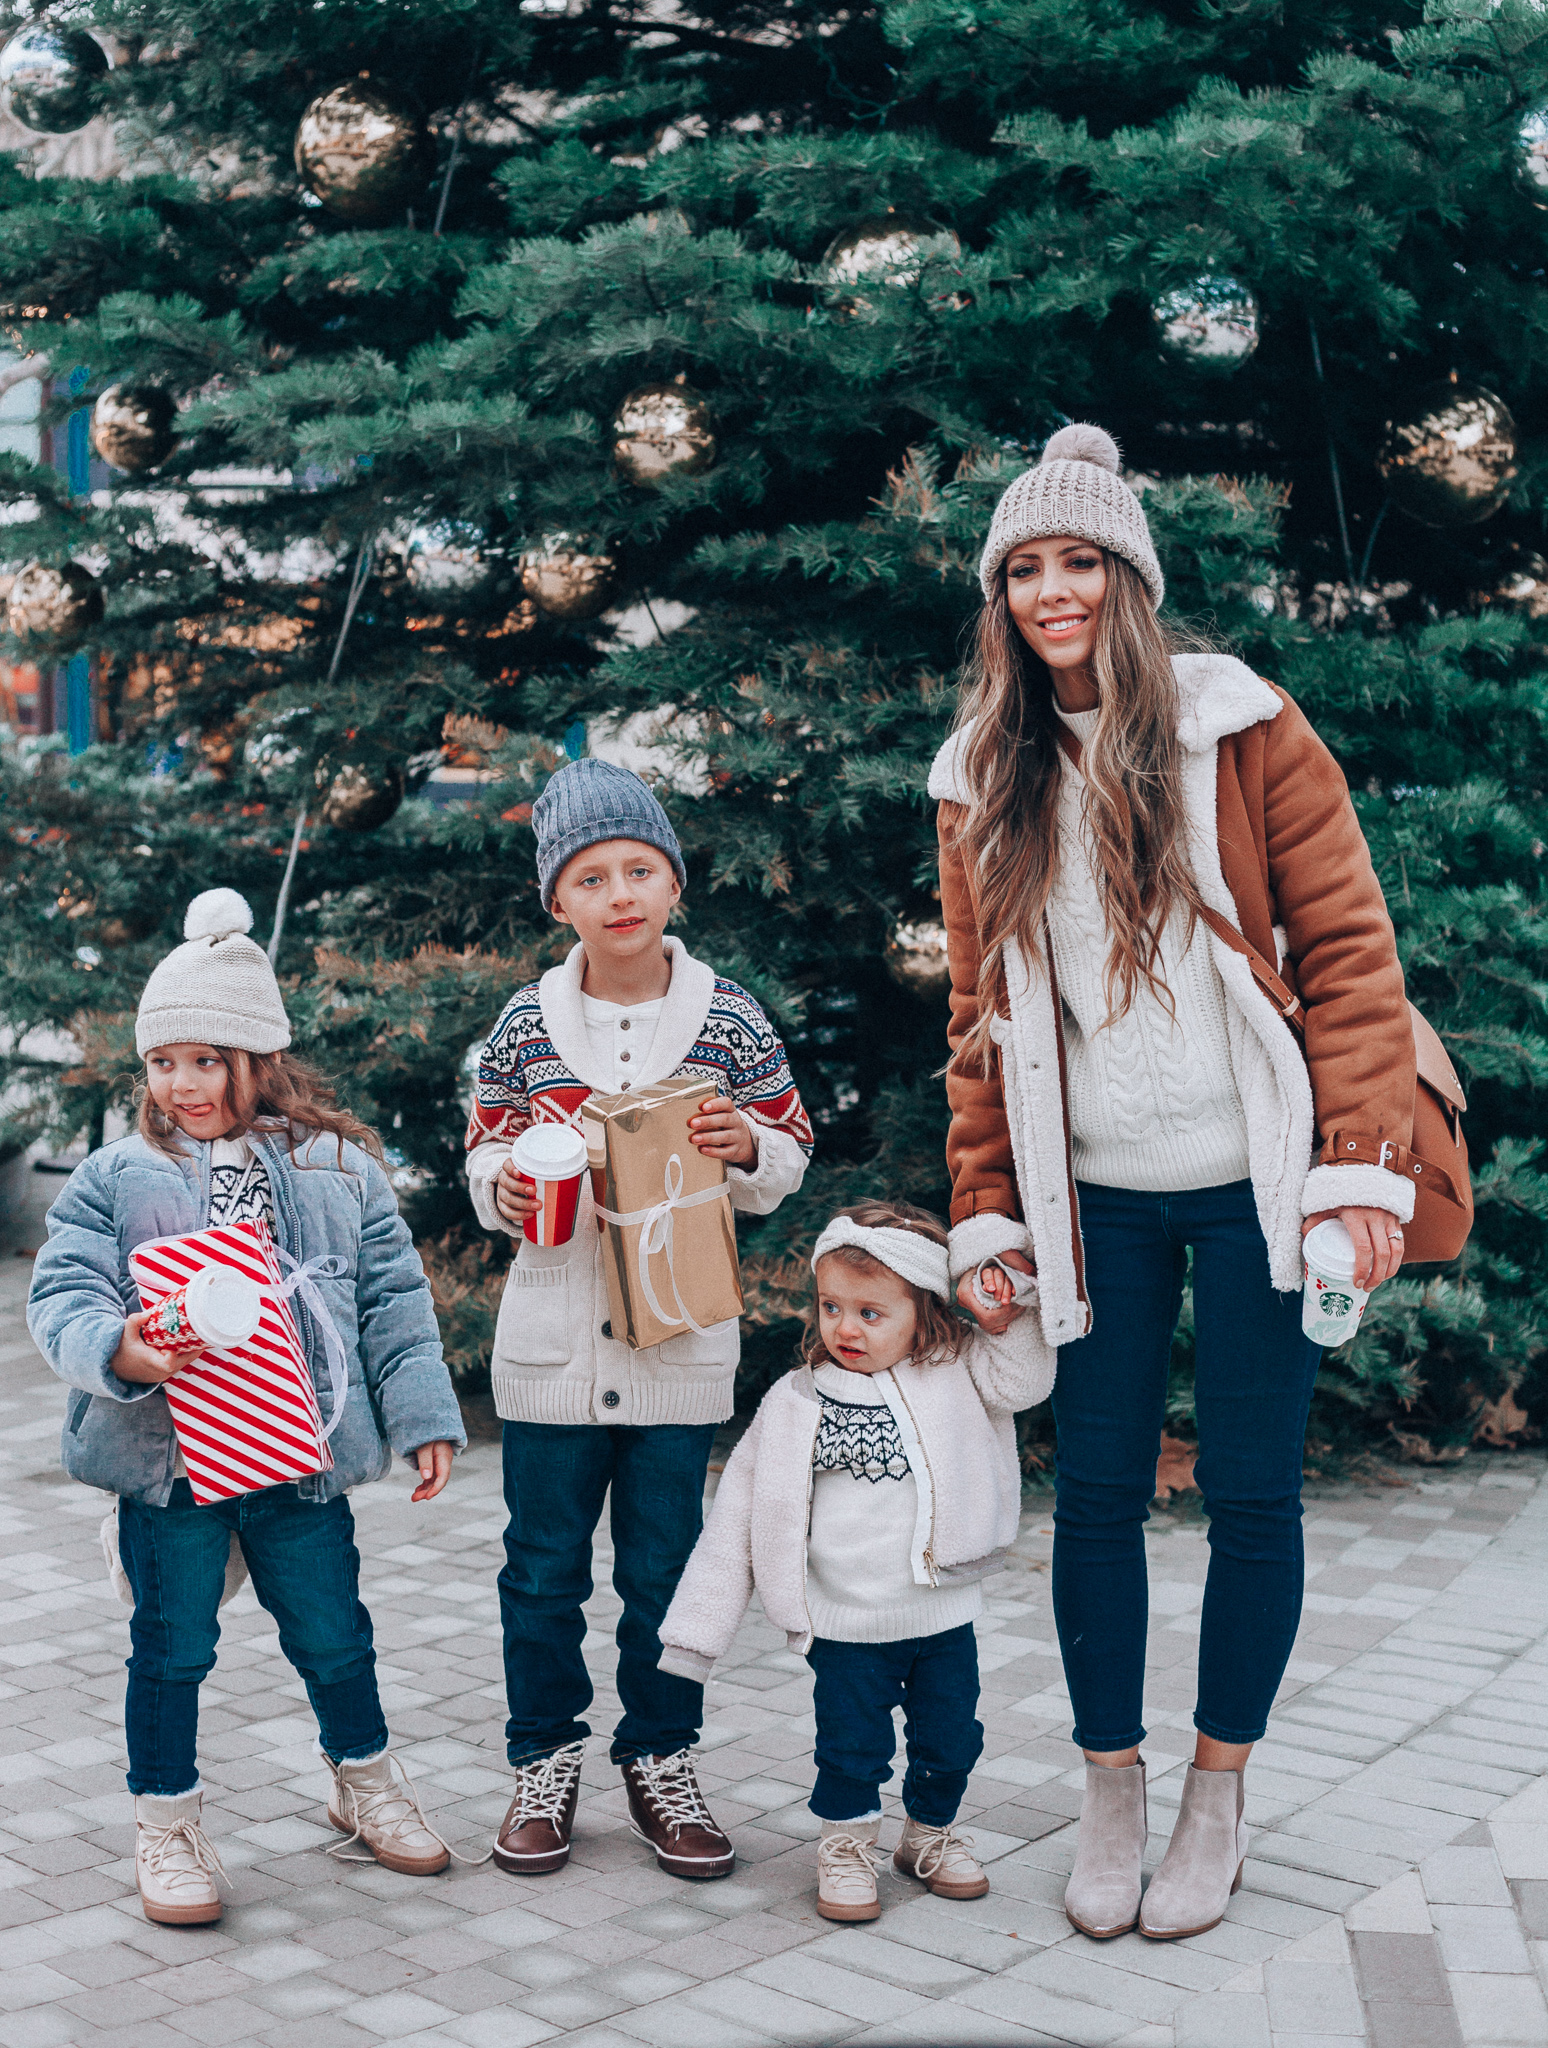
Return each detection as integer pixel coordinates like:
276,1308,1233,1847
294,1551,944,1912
411,1441,454,1502
689,1098,757,1167
959,1253,1033,1335
110,1311,199,1385
495,1158,539,1227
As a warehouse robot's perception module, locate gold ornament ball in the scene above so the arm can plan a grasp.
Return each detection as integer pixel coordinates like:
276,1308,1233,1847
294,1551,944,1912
886,920,952,999
0,25,107,135
1377,383,1518,528
612,383,716,487
518,534,619,620
91,385,176,474
294,84,431,225
6,562,103,649
1484,549,1548,619
316,759,404,831
1518,105,1548,208
1152,275,1260,373
822,216,961,290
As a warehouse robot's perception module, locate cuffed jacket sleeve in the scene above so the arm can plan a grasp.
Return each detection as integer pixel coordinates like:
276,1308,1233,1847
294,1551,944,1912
657,1405,765,1679
960,1304,1056,1414
727,1122,807,1216
351,1153,468,1460
1253,693,1416,1218
467,1138,515,1237
27,1157,153,1401
939,800,1023,1231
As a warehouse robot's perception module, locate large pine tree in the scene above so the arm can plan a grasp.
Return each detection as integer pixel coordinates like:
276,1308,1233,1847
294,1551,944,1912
3,0,1546,1455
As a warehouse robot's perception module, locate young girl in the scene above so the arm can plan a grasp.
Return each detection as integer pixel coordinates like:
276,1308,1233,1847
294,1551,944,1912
657,1201,1052,1922
27,889,467,1927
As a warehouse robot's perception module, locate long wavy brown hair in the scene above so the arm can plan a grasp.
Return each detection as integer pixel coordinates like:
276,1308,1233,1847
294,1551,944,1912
138,1048,384,1168
948,551,1208,1070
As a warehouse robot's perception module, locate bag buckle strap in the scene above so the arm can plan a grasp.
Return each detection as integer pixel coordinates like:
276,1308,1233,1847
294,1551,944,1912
1325,1131,1466,1212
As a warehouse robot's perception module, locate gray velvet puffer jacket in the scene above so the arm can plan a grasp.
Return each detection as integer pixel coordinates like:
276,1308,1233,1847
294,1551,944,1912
26,1130,465,1506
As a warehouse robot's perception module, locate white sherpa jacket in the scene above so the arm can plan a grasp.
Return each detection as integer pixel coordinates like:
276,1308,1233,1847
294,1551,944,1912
656,1311,1053,1679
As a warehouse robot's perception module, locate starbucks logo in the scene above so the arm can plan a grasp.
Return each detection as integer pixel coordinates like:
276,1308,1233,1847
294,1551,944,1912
1319,1291,1354,1318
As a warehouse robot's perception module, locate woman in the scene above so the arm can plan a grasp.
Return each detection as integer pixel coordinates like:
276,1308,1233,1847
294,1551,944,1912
932,424,1413,1942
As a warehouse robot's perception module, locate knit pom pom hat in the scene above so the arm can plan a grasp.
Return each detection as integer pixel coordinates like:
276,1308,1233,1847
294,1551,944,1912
978,423,1164,609
135,889,292,1057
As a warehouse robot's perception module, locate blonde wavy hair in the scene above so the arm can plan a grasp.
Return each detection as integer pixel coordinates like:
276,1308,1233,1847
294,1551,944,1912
137,1047,384,1168
947,551,1208,1071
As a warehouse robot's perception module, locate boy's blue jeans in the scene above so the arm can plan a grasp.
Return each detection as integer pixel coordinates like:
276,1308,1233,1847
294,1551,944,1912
118,1479,389,1797
499,1419,718,1767
807,1624,984,1826
1051,1179,1323,1751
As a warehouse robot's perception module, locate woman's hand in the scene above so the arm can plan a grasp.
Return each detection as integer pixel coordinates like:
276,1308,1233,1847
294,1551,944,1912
110,1312,199,1386
689,1098,758,1167
495,1158,538,1226
411,1442,454,1502
1302,1206,1406,1290
958,1250,1034,1334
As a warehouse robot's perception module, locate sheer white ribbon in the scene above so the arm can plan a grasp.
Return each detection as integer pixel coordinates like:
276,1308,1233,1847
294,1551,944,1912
596,1154,732,1337
271,1247,350,1441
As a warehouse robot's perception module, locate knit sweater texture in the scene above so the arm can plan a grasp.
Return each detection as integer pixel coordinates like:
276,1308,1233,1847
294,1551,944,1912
805,1363,983,1643
1047,704,1250,1193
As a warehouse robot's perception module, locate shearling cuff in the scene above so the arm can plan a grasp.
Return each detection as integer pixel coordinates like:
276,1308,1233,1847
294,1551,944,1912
467,1140,518,1237
657,1646,714,1685
1301,1163,1416,1225
948,1212,1031,1285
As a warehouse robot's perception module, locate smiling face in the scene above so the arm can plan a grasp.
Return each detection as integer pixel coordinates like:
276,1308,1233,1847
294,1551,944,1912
549,837,682,965
815,1255,920,1375
146,1044,236,1141
1003,533,1108,680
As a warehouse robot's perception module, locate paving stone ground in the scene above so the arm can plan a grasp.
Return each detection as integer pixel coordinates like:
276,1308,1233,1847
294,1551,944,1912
2,1169,1547,2048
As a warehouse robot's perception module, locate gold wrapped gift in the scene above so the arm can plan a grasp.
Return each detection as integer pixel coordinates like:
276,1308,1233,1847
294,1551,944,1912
581,1077,744,1351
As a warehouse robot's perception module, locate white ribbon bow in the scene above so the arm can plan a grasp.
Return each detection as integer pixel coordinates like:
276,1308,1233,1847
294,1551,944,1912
271,1247,350,1442
597,1154,731,1338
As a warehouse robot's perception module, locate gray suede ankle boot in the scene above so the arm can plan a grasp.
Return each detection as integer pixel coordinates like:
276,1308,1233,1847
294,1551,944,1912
1138,1765,1248,1940
1064,1759,1147,1939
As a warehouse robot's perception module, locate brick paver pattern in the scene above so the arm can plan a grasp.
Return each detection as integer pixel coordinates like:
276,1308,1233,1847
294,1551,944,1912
1,1225,1545,2047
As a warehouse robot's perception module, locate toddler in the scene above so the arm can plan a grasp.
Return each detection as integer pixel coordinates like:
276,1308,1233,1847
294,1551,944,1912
28,889,466,1925
658,1200,1053,1920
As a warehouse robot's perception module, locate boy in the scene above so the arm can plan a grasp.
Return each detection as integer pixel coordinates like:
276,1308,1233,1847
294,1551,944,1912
466,758,813,1880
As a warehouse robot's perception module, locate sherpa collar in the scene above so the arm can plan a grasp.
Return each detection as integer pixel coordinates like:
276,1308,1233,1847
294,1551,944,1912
926,651,1280,805
537,935,719,1091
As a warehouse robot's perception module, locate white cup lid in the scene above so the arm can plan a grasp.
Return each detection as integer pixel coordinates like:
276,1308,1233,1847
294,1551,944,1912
185,1266,265,1345
1303,1217,1358,1278
510,1123,588,1180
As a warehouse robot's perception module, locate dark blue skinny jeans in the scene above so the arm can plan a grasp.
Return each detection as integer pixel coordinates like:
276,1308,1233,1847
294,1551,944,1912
118,1479,388,1797
499,1419,717,1767
1051,1179,1322,1751
807,1624,984,1825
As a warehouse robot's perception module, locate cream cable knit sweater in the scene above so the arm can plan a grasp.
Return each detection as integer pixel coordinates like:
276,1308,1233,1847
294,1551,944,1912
1047,705,1250,1193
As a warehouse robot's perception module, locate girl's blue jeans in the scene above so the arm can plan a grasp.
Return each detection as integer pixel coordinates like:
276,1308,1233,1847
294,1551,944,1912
806,1624,983,1825
1051,1179,1322,1752
118,1479,389,1796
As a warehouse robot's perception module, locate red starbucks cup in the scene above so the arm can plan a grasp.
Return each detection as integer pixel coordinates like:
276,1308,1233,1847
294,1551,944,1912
141,1266,265,1357
510,1124,589,1247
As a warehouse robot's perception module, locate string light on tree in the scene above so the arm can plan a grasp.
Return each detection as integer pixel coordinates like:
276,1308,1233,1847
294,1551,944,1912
91,385,176,474
1376,382,1517,526
518,533,619,619
612,383,716,486
294,83,431,223
1152,275,1260,372
0,25,107,134
6,563,103,649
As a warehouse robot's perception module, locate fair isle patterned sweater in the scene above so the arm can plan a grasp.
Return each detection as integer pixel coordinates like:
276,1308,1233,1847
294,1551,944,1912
465,937,813,1428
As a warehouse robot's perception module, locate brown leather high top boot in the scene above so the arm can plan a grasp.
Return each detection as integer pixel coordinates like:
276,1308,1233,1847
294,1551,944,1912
493,1741,586,1875
621,1749,735,1880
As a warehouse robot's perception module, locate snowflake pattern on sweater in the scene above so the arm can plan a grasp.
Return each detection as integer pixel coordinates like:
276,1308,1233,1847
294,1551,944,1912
464,972,814,1157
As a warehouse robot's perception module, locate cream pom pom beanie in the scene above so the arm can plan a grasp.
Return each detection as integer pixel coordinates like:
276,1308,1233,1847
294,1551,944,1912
978,423,1165,609
135,890,292,1057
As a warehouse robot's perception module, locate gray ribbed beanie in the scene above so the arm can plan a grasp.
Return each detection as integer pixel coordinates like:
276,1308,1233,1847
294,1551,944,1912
136,890,292,1057
978,423,1164,609
533,758,686,909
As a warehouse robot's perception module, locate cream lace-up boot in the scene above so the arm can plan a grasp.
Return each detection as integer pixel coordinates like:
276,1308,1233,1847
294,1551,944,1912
134,1788,226,1925
326,1750,453,1874
816,1816,885,1922
894,1815,990,1899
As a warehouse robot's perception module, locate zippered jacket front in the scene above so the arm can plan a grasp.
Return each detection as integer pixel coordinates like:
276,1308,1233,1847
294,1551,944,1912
655,1311,1052,1682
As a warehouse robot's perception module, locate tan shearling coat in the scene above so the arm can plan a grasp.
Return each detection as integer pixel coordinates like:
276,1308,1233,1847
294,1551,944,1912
932,652,1416,1347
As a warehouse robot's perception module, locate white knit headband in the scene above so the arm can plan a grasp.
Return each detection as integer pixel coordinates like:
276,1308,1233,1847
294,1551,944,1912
811,1217,952,1302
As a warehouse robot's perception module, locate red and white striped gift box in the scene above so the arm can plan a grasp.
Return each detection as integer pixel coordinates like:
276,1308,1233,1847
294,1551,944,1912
128,1220,333,1506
